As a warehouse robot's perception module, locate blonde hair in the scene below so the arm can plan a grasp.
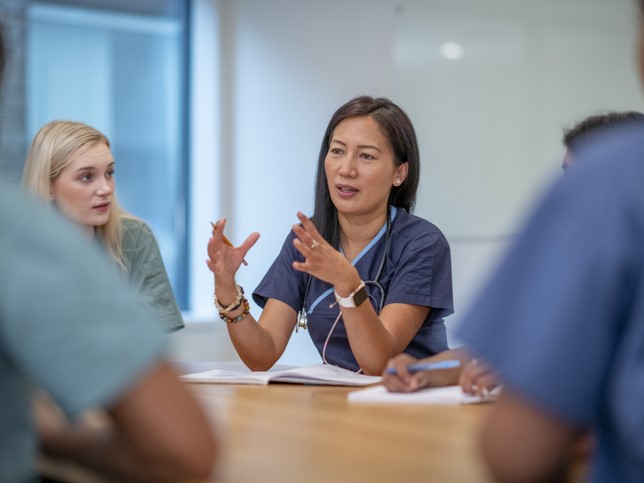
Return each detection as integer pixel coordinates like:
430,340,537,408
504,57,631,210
22,120,133,271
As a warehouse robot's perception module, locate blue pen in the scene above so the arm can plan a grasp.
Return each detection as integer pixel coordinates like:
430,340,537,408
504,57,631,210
384,359,461,375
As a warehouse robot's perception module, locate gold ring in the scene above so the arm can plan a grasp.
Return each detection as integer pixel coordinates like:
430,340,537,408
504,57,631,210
310,240,319,249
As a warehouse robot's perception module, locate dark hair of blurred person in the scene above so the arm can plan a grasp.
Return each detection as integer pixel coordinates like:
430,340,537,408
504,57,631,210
562,110,644,169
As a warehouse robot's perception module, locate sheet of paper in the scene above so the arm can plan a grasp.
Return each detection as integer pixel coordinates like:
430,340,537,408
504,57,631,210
348,384,497,405
181,363,382,386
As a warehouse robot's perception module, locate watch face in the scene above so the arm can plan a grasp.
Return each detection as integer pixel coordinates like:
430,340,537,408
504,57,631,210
353,285,368,307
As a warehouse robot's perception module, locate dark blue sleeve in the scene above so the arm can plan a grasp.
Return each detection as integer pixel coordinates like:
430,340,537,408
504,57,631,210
252,231,307,312
386,224,453,321
457,150,640,424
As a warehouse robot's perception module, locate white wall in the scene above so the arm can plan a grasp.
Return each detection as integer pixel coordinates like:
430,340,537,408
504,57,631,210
391,0,644,342
179,0,395,363
172,0,644,363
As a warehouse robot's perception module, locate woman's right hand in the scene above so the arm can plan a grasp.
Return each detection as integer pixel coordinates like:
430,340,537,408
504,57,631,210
206,218,259,288
383,349,467,393
382,354,422,392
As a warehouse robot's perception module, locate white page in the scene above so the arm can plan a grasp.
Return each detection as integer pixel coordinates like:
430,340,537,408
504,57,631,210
181,363,382,386
269,364,382,386
348,385,497,405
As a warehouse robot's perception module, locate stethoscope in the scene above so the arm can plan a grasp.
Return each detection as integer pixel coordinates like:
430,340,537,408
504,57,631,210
295,206,393,333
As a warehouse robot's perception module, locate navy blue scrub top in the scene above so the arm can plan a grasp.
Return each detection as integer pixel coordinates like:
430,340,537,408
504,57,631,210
253,207,454,372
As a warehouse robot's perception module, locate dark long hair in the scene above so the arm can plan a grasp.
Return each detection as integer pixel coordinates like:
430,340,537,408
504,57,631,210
312,96,421,248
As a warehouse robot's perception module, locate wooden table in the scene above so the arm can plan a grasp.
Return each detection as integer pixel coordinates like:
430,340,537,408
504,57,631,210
192,383,493,483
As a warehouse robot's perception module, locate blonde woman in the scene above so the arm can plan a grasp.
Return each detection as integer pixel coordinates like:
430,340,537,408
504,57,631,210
22,120,183,332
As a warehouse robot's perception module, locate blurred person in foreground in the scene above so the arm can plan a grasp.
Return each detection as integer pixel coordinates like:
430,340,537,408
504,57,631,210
455,3,644,482
0,26,217,483
383,110,644,397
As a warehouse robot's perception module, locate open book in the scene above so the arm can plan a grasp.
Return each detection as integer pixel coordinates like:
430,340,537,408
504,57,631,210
181,363,382,387
348,384,498,405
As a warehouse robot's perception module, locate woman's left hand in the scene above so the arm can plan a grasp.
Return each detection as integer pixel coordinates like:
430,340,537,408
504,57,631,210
291,212,356,289
458,357,501,397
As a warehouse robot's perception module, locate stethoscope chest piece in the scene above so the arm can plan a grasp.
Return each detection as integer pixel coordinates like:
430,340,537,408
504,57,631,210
296,308,308,332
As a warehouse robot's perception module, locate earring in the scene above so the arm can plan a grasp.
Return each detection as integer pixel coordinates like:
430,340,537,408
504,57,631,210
49,193,54,201
394,179,401,186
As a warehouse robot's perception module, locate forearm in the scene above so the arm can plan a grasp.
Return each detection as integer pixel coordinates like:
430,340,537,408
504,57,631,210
215,278,283,370
339,295,432,375
39,362,217,482
215,284,293,371
225,315,284,371
342,307,406,375
42,422,199,482
417,347,471,386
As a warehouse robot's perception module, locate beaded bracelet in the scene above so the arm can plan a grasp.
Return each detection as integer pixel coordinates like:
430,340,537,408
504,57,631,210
218,297,250,324
213,283,244,313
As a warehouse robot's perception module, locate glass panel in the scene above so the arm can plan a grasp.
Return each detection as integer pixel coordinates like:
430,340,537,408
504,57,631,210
26,3,188,307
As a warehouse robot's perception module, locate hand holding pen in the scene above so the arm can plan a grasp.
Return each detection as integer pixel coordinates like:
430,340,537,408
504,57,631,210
382,353,462,393
210,221,248,266
384,359,461,375
206,219,259,278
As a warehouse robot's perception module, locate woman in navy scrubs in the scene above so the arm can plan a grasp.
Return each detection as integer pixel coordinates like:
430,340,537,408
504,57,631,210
207,96,453,375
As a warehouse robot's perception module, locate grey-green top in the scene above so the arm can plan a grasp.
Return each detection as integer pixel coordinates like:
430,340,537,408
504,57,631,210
120,218,184,332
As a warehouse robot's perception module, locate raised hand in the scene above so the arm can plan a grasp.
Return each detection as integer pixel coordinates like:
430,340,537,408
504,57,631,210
291,212,355,290
206,218,259,283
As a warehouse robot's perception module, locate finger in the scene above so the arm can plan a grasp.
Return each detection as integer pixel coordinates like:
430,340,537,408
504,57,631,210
382,373,413,393
461,368,493,396
466,364,489,382
296,212,322,238
210,218,225,235
459,358,486,393
386,354,418,382
209,219,228,250
458,362,473,391
459,366,477,395
206,236,219,261
292,237,320,258
292,223,318,250
476,372,501,396
239,232,260,256
206,239,225,273
383,358,417,392
409,373,430,391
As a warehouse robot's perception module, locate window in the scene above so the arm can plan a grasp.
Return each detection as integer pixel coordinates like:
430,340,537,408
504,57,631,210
25,2,189,307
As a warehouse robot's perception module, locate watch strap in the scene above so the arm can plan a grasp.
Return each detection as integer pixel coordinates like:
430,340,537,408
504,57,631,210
334,281,368,308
